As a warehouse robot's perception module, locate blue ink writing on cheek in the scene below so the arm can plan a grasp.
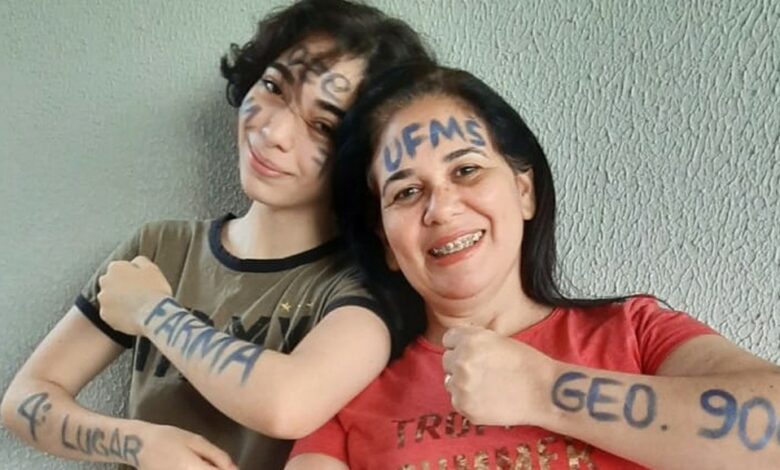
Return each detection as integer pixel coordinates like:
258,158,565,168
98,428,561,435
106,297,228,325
737,397,776,451
698,389,738,439
464,119,486,146
402,123,424,159
383,138,404,173
551,371,588,412
429,117,465,148
624,383,656,429
241,96,261,123
586,377,622,422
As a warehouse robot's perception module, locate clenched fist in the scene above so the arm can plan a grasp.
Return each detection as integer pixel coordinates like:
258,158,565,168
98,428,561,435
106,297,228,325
97,256,172,335
441,326,555,427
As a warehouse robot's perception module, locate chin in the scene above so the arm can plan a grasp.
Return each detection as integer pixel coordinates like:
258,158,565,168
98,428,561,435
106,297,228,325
423,277,489,303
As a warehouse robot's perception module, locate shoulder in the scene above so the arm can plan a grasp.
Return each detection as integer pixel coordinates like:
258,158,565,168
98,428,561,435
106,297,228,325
561,295,683,326
534,296,715,373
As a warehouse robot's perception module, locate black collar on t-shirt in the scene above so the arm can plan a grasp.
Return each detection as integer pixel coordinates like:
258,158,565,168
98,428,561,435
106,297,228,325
209,213,345,273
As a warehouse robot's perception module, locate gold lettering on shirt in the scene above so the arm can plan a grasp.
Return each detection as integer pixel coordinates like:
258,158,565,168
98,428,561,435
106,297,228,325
396,435,598,469
495,446,512,469
516,443,533,469
394,418,416,448
415,414,443,443
565,437,596,470
537,436,558,470
445,412,468,437
473,450,489,469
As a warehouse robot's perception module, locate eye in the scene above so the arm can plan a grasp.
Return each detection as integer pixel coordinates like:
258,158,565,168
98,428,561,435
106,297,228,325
260,78,282,95
310,120,335,137
454,164,480,178
391,186,421,204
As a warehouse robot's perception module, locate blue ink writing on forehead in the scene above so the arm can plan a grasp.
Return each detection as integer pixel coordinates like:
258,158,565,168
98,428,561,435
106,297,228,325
381,116,488,173
402,123,424,159
429,117,465,148
321,73,352,102
464,119,486,146
285,45,328,84
384,138,404,172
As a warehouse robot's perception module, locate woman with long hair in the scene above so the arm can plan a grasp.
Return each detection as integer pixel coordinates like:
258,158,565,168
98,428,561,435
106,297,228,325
287,63,780,469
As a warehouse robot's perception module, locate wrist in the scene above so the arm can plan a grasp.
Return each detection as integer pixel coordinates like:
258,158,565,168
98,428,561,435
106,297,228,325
138,295,178,334
531,357,568,430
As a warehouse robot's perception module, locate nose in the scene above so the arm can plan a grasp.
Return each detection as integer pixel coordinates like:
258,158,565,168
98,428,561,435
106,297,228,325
422,184,463,226
260,107,296,153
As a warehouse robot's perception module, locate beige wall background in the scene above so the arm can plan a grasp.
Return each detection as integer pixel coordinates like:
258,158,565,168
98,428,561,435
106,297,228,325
1,0,777,467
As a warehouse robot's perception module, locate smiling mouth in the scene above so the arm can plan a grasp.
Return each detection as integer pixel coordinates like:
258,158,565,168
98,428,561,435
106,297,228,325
246,142,287,176
429,230,485,257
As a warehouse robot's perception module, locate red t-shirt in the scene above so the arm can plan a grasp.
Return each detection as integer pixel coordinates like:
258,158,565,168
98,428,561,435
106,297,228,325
291,296,716,469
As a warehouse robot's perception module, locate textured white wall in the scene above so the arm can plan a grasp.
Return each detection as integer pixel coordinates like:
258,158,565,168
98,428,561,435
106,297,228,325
1,0,777,468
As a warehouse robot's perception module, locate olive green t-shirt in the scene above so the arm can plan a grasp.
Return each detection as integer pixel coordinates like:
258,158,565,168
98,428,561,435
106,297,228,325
75,214,381,469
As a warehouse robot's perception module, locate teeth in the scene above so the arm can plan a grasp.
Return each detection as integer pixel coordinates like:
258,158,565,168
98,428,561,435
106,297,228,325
430,231,484,257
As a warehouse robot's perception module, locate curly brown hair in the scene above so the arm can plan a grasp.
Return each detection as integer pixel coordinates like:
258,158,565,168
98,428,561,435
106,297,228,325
220,0,434,108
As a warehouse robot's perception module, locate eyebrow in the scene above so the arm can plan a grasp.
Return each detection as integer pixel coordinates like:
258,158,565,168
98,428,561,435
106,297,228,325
268,62,295,84
316,99,345,120
380,147,486,196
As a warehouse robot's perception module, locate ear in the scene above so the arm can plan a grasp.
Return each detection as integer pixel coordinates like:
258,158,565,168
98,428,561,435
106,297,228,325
375,226,400,271
515,169,536,221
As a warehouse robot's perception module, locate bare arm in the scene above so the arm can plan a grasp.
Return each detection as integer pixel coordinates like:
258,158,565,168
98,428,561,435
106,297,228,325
128,297,390,439
98,257,391,439
443,329,780,470
1,307,236,470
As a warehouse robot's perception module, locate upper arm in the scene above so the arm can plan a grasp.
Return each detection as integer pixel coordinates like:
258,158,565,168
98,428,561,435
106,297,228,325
285,454,349,470
656,334,780,377
10,305,126,395
274,304,389,436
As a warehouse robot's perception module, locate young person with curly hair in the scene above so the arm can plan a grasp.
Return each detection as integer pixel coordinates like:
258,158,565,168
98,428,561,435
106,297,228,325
1,1,432,469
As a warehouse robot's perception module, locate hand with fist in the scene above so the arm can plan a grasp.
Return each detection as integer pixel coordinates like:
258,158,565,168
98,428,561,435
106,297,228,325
97,256,173,336
441,326,557,427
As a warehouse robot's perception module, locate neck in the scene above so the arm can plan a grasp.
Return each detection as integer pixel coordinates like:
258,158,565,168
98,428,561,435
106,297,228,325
222,200,338,259
422,272,552,346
